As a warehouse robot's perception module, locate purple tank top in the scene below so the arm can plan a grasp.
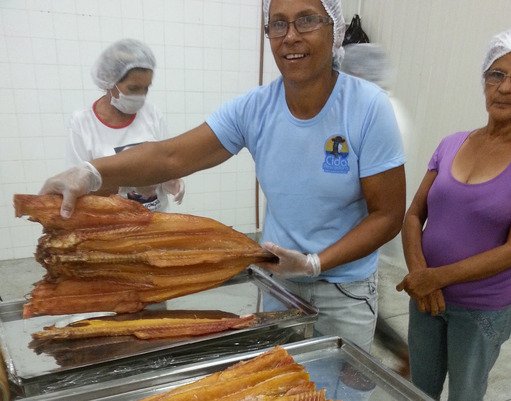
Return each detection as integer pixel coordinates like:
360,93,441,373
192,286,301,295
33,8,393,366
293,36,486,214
422,131,511,310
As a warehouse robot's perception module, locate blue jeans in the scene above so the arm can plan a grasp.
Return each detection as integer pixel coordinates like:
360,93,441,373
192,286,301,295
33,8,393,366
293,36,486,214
264,273,378,352
408,300,511,401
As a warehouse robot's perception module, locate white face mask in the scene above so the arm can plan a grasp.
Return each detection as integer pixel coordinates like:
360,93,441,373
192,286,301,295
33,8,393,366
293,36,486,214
110,85,146,114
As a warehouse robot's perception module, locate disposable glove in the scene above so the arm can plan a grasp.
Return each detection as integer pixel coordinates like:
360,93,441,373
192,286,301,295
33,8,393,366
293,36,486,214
162,178,185,204
39,162,102,219
260,242,321,278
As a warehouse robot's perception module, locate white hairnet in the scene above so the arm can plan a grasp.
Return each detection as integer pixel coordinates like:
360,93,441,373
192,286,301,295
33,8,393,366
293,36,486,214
340,43,394,91
91,39,156,90
263,0,346,70
482,29,511,74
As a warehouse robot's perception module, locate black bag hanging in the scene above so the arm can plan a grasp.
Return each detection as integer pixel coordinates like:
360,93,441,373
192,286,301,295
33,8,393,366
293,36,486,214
342,14,370,45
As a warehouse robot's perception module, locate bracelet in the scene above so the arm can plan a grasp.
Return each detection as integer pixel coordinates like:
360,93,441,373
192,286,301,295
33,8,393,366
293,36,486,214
306,253,321,277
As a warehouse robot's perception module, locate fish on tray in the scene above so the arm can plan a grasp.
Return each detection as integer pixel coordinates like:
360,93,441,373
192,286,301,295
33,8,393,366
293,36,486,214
136,346,337,401
31,309,303,341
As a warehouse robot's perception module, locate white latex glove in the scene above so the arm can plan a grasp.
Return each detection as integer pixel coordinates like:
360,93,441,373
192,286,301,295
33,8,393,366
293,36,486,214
260,242,321,278
39,162,102,219
161,179,185,204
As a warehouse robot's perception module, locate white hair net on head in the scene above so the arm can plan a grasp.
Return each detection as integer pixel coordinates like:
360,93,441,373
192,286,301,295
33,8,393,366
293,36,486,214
91,38,156,90
262,0,346,70
340,43,394,91
482,29,511,74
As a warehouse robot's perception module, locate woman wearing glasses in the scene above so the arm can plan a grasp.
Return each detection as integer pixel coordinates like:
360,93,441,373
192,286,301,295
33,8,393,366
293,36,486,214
40,0,405,352
397,29,511,401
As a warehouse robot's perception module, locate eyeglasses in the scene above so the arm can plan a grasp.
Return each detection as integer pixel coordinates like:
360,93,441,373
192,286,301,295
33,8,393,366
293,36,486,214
264,15,333,39
484,69,511,86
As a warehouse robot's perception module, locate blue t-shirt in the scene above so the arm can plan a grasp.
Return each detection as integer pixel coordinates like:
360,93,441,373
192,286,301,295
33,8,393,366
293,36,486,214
207,74,405,283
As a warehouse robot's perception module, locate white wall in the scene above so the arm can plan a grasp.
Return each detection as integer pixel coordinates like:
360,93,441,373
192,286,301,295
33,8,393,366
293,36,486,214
0,0,263,260
342,0,511,268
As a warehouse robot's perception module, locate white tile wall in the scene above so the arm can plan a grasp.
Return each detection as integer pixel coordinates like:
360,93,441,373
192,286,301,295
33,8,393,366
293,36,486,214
0,0,263,260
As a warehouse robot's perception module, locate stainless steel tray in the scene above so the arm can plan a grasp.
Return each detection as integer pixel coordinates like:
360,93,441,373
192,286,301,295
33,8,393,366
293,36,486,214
0,267,317,397
17,336,434,401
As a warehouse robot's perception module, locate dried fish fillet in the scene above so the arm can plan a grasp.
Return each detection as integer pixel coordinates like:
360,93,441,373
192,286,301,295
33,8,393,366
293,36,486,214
32,314,257,340
14,193,152,232
28,310,245,367
138,347,334,401
14,194,276,317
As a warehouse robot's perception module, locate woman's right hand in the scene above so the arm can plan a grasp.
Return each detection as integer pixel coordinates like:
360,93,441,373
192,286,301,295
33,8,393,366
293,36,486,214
396,267,443,298
39,162,102,218
396,267,446,315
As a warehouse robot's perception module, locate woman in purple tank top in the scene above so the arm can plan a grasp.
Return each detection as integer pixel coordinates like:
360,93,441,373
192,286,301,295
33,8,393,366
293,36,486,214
397,29,511,401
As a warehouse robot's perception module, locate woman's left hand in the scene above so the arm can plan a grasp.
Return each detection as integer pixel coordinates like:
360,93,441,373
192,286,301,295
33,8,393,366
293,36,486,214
396,268,442,299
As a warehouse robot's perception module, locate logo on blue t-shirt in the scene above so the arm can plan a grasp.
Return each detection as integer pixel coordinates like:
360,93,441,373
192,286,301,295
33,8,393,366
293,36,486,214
322,135,350,174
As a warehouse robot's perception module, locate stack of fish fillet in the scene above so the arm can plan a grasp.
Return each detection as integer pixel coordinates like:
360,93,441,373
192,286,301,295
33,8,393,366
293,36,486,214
14,194,275,318
138,346,336,401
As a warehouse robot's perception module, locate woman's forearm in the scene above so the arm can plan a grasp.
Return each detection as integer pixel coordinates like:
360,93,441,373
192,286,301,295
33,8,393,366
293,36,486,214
93,141,173,189
320,209,403,270
435,242,511,287
401,170,437,273
402,213,428,272
319,166,405,271
92,123,232,191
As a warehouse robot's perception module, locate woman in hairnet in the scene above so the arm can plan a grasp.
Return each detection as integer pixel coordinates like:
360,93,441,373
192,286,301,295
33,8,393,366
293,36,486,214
341,43,411,157
397,28,511,401
41,0,405,352
340,43,413,377
65,38,184,211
